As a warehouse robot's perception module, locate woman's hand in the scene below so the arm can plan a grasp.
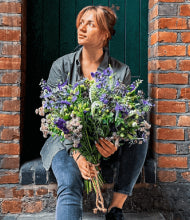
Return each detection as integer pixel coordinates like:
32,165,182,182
95,138,117,158
73,151,96,180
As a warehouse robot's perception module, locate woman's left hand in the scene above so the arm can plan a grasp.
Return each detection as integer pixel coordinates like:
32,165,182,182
95,138,117,158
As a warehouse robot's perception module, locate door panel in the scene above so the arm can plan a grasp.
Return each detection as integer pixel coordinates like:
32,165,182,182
23,0,148,162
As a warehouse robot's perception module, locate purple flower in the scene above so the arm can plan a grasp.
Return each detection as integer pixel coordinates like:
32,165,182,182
130,83,136,91
60,100,71,105
115,80,120,87
91,72,96,78
54,118,69,134
58,80,68,90
72,96,77,102
44,85,51,92
73,82,79,89
91,71,101,78
96,83,102,89
43,92,52,98
115,103,124,111
103,67,113,76
142,100,152,106
100,94,109,104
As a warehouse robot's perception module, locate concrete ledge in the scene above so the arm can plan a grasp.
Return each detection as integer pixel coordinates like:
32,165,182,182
1,212,166,220
19,158,56,185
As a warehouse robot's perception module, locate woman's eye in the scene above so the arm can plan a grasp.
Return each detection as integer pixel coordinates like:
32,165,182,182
89,23,94,27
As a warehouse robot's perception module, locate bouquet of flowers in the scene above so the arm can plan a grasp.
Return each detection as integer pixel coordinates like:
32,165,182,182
36,66,153,212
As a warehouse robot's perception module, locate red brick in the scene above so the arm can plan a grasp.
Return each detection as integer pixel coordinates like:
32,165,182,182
181,32,190,43
158,32,177,43
0,2,21,13
0,187,6,198
180,88,190,99
3,100,20,111
0,187,13,198
2,200,22,214
158,45,186,56
150,32,158,45
151,87,177,99
24,189,34,197
188,45,190,56
148,60,177,71
180,4,190,16
158,18,187,29
149,5,158,20
1,72,20,84
153,142,176,154
149,19,159,32
158,170,177,182
36,188,48,196
23,201,43,213
149,46,157,58
0,171,19,184
1,128,20,141
1,16,21,27
156,101,186,113
0,114,20,126
158,156,187,168
0,143,20,155
0,29,21,41
0,157,19,169
0,86,20,97
2,43,21,55
148,73,154,84
149,0,158,9
157,128,184,140
13,188,24,199
178,116,190,126
151,114,176,126
0,57,21,70
150,73,188,85
148,48,151,57
179,60,190,71
181,172,190,182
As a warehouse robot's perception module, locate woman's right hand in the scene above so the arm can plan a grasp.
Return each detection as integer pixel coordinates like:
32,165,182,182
73,151,96,180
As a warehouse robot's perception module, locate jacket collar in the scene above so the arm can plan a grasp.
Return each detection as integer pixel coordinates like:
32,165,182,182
75,46,110,72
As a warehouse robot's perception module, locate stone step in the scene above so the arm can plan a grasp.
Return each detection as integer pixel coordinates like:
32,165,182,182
1,212,166,220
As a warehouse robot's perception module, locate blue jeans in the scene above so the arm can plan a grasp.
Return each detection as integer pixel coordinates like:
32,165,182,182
51,141,148,220
51,150,83,220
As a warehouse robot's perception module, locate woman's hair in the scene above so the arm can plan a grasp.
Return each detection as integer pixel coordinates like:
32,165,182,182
76,6,117,45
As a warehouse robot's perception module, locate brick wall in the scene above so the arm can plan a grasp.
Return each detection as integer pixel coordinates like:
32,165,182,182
0,0,21,184
148,0,190,216
0,0,59,215
0,0,189,217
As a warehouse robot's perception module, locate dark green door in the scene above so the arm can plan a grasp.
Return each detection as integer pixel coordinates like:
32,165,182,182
22,0,148,163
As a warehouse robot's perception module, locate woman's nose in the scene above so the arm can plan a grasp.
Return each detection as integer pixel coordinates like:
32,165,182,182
79,23,86,32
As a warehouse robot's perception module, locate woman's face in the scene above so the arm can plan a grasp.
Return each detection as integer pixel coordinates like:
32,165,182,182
77,10,107,48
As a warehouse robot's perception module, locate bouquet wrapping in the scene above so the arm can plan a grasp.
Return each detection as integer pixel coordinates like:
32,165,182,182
36,66,153,212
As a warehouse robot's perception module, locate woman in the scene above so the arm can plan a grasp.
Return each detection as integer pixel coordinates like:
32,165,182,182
40,5,148,220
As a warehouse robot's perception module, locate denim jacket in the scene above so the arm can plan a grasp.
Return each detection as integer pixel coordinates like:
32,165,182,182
40,46,131,171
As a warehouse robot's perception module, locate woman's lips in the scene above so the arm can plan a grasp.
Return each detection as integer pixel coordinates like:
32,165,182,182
78,34,86,38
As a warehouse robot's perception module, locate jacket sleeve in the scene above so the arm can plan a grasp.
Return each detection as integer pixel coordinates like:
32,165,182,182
123,65,131,86
47,60,67,88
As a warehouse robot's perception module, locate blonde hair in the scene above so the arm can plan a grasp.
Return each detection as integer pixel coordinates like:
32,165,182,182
76,6,117,46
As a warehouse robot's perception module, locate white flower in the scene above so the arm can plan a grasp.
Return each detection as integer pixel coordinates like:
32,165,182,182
132,122,137,127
